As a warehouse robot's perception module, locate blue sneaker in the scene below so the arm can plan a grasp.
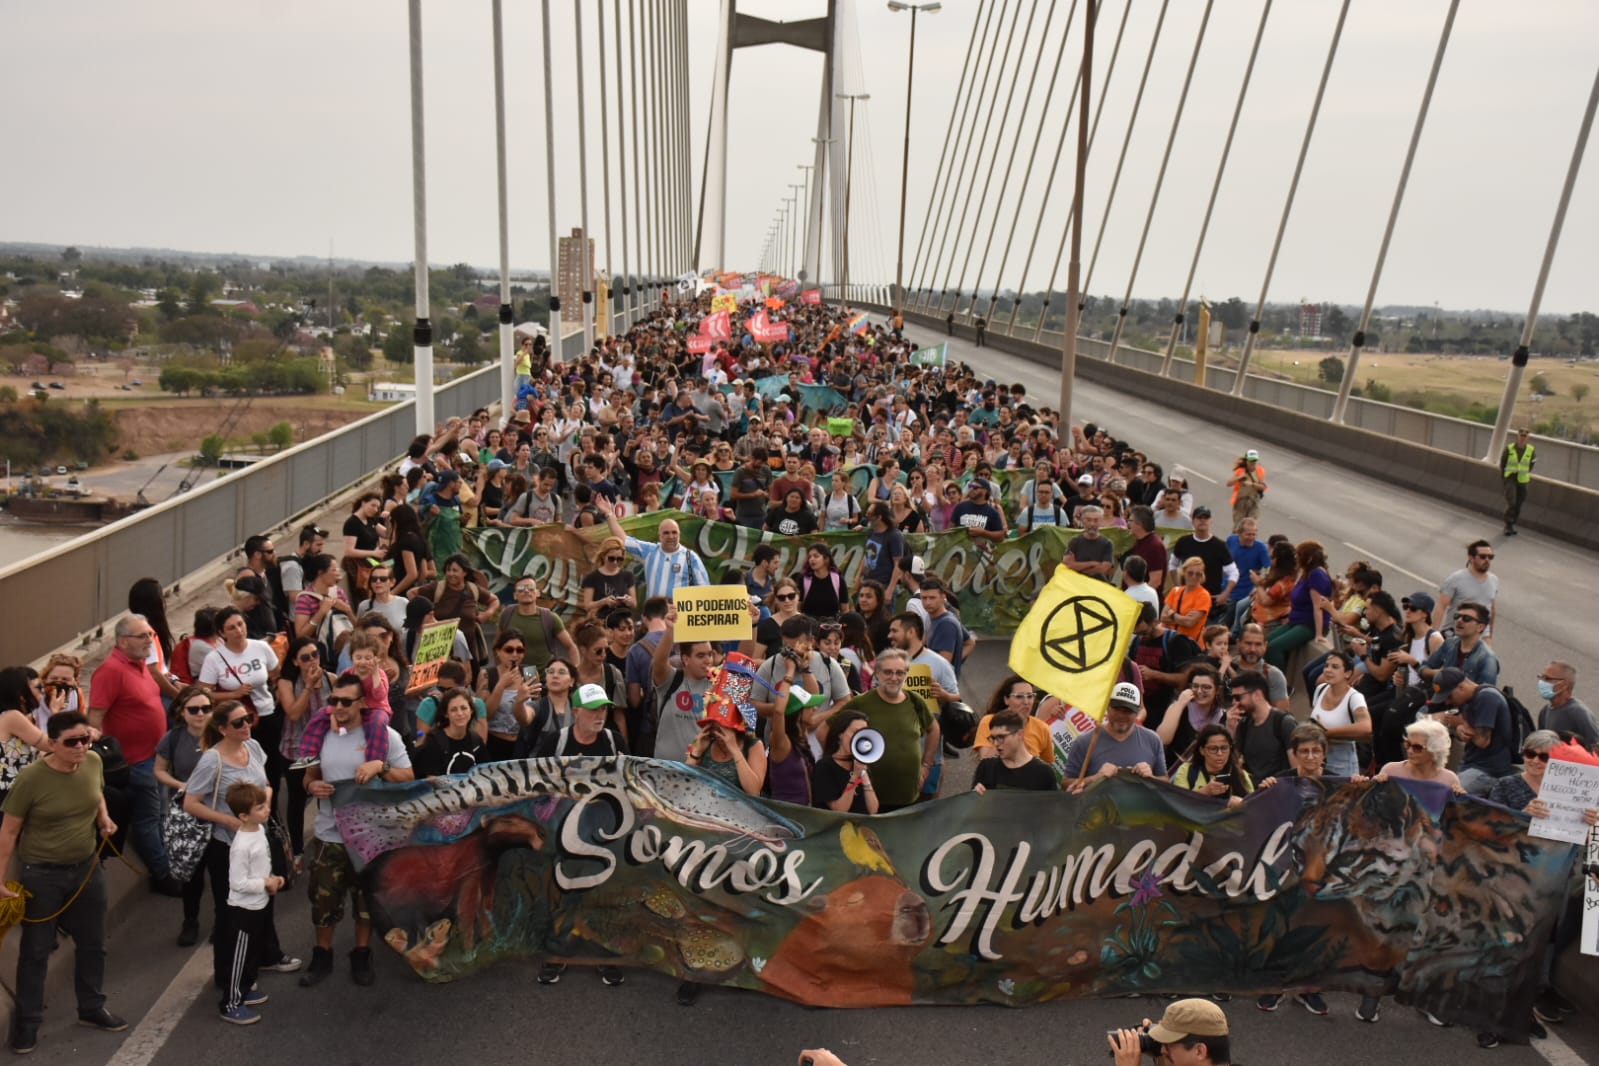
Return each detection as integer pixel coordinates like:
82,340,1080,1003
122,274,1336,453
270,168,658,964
244,987,269,1007
220,1005,261,1026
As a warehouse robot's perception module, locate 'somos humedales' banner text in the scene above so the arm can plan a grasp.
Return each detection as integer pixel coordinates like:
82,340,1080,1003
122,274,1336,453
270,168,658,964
343,758,1570,1035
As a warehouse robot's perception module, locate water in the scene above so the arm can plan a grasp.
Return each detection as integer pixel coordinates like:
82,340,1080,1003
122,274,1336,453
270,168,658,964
0,518,89,571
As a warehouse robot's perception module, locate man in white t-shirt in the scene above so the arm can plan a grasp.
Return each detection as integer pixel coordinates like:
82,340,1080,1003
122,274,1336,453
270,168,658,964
300,672,413,989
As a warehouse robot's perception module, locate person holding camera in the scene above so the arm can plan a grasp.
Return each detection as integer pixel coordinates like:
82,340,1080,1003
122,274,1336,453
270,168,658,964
1109,998,1233,1065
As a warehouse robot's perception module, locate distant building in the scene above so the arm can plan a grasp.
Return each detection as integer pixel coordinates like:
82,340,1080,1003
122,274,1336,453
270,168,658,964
370,381,416,403
557,228,594,308
1299,303,1323,338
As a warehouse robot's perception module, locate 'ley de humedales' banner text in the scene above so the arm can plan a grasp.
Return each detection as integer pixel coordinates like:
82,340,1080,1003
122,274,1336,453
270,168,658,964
341,758,1571,1036
465,512,1094,634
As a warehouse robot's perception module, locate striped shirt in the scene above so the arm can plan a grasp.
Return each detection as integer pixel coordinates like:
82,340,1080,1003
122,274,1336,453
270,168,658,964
625,537,710,600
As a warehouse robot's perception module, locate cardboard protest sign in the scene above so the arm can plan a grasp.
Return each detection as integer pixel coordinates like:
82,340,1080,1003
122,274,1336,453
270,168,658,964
905,663,935,705
406,619,461,693
672,585,753,642
1530,755,1599,846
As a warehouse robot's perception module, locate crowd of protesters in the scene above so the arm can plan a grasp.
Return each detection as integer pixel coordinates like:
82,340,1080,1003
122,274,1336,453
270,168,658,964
0,284,1591,1048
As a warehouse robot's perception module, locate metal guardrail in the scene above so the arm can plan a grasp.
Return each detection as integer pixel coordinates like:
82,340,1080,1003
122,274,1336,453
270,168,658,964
858,299,1598,492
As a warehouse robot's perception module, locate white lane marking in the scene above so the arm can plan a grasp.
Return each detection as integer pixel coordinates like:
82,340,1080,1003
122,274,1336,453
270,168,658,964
1172,466,1218,485
1341,542,1436,589
105,946,211,1066
1534,1027,1588,1066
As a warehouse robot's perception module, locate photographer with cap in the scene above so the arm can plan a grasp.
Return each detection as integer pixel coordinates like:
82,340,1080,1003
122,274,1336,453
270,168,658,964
1110,997,1233,1065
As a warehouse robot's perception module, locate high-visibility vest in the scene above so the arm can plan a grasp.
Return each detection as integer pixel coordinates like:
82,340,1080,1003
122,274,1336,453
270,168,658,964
1503,443,1534,483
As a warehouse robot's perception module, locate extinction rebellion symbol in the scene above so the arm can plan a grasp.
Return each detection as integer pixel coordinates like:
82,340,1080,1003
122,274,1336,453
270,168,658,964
1039,595,1120,674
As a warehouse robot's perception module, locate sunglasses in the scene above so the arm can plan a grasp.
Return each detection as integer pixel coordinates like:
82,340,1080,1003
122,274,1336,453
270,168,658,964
327,696,360,708
185,702,212,714
228,715,257,729
502,645,526,654
607,555,626,563
1523,749,1550,762
817,622,843,632
297,653,320,664
1404,741,1428,753
1476,553,1494,560
775,592,798,601
59,735,94,749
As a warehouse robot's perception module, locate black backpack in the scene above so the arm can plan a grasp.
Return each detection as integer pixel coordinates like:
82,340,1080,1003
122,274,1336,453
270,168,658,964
1499,685,1537,754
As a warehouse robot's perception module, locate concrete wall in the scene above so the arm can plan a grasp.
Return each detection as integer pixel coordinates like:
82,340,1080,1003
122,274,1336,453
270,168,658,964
869,303,1599,552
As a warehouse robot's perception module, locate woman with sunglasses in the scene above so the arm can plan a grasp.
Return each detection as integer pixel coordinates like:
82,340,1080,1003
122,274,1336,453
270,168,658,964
274,636,329,863
183,700,301,988
198,606,284,795
154,684,215,947
476,632,542,762
1372,718,1461,790
571,624,627,736
580,537,638,618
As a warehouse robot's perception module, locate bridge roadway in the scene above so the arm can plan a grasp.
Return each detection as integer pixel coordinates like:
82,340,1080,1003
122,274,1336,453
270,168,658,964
15,320,1599,1066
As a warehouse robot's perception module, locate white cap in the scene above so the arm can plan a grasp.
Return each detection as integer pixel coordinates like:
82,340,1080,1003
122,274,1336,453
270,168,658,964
1108,682,1141,711
910,556,927,576
573,683,615,710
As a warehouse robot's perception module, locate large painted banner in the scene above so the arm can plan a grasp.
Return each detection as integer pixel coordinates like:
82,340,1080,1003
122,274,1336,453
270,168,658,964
347,759,1571,1036
464,512,1075,634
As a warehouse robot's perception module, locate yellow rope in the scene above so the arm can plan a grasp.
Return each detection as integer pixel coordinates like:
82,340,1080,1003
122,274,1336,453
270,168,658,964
3,833,144,931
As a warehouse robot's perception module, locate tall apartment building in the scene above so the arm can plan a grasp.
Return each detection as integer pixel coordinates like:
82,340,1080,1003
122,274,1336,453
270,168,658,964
557,228,594,307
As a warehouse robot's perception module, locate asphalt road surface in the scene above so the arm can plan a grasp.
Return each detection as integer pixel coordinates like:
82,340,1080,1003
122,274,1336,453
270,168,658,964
18,326,1598,1066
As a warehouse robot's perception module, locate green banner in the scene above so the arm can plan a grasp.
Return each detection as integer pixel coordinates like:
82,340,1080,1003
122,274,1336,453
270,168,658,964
464,512,1082,634
349,758,1568,1035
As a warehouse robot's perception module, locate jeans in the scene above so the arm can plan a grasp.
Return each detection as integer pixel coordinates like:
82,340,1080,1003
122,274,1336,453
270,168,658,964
15,860,107,1028
126,757,171,880
1227,597,1253,638
1458,766,1501,797
1265,623,1314,672
205,838,283,989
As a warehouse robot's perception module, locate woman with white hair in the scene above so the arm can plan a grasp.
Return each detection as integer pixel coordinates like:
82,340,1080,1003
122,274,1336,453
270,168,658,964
1374,717,1461,790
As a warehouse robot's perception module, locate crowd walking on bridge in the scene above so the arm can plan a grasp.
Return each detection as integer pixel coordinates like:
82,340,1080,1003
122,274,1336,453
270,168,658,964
0,287,1589,1053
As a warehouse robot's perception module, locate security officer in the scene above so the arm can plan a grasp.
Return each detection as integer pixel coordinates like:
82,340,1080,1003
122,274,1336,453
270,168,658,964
1501,427,1535,535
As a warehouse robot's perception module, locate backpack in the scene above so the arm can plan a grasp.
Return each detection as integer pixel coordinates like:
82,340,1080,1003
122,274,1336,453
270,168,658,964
555,724,616,756
1498,685,1537,755
315,604,354,670
170,635,199,685
1023,502,1065,529
801,571,843,604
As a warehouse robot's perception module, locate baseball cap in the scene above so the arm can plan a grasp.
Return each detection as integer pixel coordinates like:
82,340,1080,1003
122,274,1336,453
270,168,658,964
1402,591,1435,615
1429,666,1467,706
1146,998,1229,1044
573,684,615,710
1245,449,1260,461
1192,505,1212,520
233,574,265,597
436,470,460,485
1077,473,1094,486
909,556,927,576
487,459,509,472
1108,682,1141,712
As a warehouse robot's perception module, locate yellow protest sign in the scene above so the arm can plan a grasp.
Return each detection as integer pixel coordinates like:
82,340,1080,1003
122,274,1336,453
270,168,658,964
673,585,753,643
1008,566,1141,719
711,293,737,314
904,663,935,705
406,619,461,693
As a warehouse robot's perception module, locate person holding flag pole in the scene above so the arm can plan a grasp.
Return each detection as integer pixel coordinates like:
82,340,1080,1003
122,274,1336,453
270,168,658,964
1008,565,1162,790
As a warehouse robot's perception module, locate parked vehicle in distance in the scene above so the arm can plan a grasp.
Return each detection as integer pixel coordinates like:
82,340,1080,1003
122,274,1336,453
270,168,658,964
48,382,65,390
55,465,67,476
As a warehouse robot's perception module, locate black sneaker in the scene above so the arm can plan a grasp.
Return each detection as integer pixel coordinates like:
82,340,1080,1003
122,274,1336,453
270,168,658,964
537,962,566,985
1529,1018,1547,1040
1534,988,1575,1022
597,966,625,987
1257,994,1283,1012
1296,993,1329,1016
1210,992,1231,1003
299,947,334,988
349,947,375,987
10,1025,36,1055
177,920,200,948
1419,1009,1453,1028
1476,1032,1500,1049
150,876,185,898
1355,996,1381,1023
676,981,700,1006
76,1008,129,1033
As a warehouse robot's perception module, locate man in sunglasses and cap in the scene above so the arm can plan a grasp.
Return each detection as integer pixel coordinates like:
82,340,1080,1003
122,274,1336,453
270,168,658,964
0,712,128,1053
1428,665,1515,797
1109,998,1232,1065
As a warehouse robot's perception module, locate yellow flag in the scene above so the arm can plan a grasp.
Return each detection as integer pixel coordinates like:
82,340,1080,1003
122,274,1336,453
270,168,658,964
1195,301,1211,382
1008,565,1142,720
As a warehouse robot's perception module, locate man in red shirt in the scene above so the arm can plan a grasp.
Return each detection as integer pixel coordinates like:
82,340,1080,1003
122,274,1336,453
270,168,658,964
88,614,179,895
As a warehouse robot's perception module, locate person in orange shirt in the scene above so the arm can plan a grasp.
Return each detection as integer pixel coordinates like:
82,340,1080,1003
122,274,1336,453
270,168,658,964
1163,558,1213,643
1229,449,1267,526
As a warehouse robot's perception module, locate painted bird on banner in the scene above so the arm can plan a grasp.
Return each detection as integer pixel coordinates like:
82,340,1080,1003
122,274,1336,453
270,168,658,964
1008,566,1142,719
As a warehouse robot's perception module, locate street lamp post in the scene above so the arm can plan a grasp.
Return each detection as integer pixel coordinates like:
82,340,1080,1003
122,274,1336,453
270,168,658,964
796,164,814,281
836,92,869,308
888,2,939,317
788,183,804,279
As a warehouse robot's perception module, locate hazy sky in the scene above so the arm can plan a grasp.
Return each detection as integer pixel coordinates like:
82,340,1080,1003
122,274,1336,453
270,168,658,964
3,0,1596,313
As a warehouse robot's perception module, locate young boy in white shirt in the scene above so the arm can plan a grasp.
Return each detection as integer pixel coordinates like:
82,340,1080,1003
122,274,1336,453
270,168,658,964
220,782,284,1026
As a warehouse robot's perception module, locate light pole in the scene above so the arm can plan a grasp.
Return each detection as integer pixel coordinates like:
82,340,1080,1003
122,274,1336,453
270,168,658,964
808,138,835,289
796,164,814,281
787,183,803,279
888,2,939,316
836,92,869,308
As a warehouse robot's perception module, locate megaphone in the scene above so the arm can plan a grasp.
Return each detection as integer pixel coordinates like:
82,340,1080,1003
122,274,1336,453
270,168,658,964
850,728,886,764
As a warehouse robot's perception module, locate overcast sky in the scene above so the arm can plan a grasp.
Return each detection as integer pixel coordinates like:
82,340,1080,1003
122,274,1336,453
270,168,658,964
3,0,1596,313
